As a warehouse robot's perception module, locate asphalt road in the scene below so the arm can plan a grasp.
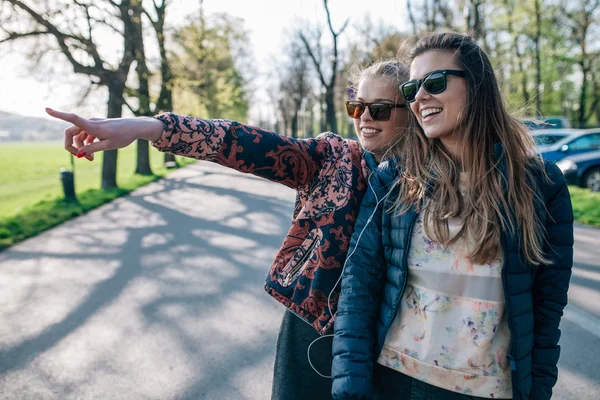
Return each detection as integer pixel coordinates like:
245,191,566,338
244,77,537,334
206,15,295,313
0,162,598,399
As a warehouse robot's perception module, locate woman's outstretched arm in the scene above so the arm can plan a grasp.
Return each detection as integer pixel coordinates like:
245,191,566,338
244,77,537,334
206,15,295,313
46,108,346,190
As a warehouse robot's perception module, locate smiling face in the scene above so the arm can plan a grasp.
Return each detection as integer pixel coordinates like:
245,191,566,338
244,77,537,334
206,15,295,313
353,75,408,162
409,50,468,157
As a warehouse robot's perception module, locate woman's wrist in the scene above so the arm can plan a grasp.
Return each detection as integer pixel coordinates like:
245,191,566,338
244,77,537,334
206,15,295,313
140,117,165,142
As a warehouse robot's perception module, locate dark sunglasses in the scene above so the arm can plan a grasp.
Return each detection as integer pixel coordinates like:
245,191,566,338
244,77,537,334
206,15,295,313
345,100,407,121
400,69,466,103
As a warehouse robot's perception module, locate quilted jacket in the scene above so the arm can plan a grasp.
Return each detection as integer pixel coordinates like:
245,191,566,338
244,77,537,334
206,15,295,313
152,113,377,335
331,148,574,400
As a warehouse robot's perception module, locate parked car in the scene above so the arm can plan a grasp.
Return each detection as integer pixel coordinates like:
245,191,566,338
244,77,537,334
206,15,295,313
530,129,575,147
537,129,600,162
555,150,600,192
523,116,572,130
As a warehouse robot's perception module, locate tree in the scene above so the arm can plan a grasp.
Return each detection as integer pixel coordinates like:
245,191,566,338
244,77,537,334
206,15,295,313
496,0,533,110
171,12,250,122
144,0,177,167
565,0,600,126
0,0,138,189
279,32,312,138
531,0,544,114
128,0,153,175
465,0,489,50
123,0,177,174
299,0,348,134
405,0,460,32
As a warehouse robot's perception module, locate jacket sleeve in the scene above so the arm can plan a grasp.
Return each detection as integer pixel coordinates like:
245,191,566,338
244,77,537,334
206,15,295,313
151,113,329,190
530,162,574,400
331,170,390,400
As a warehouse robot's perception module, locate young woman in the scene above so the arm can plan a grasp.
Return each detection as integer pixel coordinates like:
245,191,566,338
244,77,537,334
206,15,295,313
46,60,410,399
331,33,573,400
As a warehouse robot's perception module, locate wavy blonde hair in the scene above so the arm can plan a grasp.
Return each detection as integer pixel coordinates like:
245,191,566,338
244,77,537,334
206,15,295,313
349,59,409,91
394,32,549,266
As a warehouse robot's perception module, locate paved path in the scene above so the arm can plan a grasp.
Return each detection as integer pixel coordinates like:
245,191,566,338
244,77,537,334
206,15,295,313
0,163,295,400
0,162,599,399
553,223,600,399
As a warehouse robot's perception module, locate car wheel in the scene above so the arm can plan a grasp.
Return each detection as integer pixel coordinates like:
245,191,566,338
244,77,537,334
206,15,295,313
583,167,600,192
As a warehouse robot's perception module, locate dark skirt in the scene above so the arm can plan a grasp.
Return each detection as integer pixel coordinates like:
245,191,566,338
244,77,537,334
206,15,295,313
271,310,333,400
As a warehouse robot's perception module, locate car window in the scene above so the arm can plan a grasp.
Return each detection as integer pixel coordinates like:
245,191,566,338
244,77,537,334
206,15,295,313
568,133,600,151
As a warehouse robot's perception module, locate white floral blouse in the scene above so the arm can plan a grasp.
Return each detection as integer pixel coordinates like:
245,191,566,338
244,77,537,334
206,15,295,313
378,208,513,399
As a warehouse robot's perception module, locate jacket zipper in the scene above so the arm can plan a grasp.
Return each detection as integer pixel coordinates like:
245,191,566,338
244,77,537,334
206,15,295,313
284,237,319,285
500,233,519,400
378,210,419,354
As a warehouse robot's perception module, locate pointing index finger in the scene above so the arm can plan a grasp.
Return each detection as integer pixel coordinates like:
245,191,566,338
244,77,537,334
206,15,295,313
46,107,93,131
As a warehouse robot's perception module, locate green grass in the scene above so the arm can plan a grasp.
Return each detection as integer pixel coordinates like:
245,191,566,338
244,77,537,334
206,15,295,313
569,186,600,227
0,141,195,250
0,141,193,217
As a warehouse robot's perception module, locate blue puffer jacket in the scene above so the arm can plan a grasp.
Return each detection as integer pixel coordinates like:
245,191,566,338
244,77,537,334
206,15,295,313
331,149,574,400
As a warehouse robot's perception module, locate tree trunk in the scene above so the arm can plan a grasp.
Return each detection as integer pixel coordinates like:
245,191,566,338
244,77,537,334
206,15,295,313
325,88,337,133
135,140,152,175
320,92,327,133
407,0,418,34
151,1,178,168
291,101,300,138
593,76,600,124
291,113,298,138
130,4,153,176
102,83,125,189
534,0,543,115
578,60,588,127
308,104,315,138
514,41,530,112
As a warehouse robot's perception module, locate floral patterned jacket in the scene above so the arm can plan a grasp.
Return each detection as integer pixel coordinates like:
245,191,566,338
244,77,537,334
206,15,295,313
152,113,374,335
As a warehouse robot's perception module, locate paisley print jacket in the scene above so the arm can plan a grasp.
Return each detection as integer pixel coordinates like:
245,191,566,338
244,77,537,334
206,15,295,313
152,113,373,335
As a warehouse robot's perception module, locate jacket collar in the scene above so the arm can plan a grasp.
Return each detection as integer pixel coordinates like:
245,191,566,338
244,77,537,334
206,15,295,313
363,150,380,172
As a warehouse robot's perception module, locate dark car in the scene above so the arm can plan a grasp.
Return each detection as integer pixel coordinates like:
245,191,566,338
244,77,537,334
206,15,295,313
537,129,600,162
556,150,600,192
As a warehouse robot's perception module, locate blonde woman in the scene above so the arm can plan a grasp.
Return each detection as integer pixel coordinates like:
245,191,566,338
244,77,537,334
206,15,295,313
47,60,410,400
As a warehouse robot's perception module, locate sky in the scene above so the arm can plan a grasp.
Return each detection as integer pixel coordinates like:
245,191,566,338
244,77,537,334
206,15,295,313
0,0,408,121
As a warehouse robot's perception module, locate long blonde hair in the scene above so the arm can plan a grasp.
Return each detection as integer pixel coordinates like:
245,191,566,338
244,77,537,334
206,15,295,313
394,32,549,266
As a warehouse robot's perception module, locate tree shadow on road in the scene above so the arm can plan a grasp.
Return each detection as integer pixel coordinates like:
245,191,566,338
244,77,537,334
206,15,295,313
0,162,296,399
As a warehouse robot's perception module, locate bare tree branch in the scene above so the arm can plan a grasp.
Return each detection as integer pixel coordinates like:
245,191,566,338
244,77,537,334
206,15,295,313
0,30,49,43
299,32,327,87
323,0,349,38
4,0,107,78
406,0,419,34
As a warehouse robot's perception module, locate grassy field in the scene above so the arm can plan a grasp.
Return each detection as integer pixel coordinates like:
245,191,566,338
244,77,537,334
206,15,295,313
569,186,600,227
0,141,195,250
0,141,193,218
